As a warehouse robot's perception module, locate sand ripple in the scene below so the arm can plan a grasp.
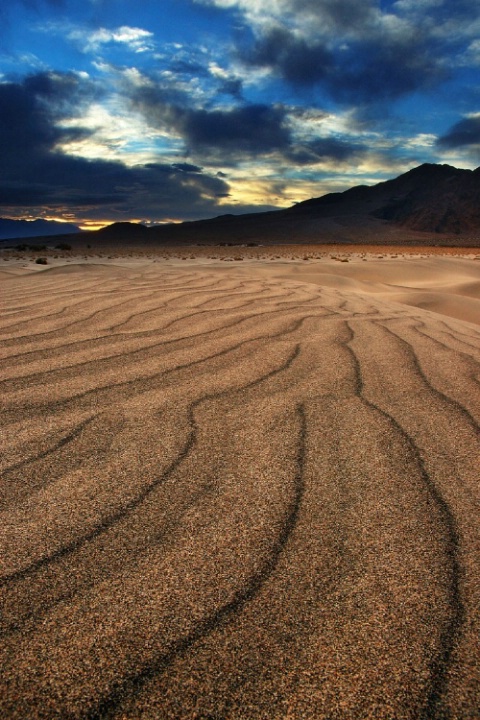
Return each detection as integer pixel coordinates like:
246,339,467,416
0,260,479,719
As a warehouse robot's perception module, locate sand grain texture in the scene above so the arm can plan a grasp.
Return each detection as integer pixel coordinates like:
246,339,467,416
0,254,479,719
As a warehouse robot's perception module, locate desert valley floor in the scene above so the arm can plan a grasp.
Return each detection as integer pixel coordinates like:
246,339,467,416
0,247,479,719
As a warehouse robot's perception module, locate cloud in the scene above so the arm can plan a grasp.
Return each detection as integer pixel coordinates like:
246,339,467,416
127,75,364,170
127,76,290,155
124,59,375,176
460,39,480,66
0,72,75,166
284,0,377,35
217,77,243,98
35,22,155,54
239,22,445,104
6,0,475,222
171,163,203,173
201,0,454,106
284,138,364,165
239,26,332,87
208,64,244,97
181,104,291,153
437,115,480,149
201,0,480,34
198,0,383,36
0,72,236,222
328,34,445,104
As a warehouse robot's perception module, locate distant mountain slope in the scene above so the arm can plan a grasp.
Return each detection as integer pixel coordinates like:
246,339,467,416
96,222,149,240
369,164,480,233
5,164,478,247
0,218,80,240
132,163,480,246
287,163,480,233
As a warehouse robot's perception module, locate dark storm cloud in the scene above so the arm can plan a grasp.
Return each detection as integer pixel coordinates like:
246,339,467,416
129,81,290,155
240,26,332,87
437,116,480,149
0,77,61,162
129,79,363,168
0,71,98,172
169,58,209,77
0,73,232,220
328,33,445,104
129,78,363,167
171,163,203,173
240,24,445,104
217,78,243,99
285,138,364,165
23,70,99,111
288,0,375,30
233,0,450,105
181,104,291,152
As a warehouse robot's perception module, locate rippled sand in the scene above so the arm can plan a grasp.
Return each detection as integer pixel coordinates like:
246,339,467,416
1,253,479,719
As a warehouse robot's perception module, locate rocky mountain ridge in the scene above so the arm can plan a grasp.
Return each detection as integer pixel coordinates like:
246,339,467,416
113,163,480,244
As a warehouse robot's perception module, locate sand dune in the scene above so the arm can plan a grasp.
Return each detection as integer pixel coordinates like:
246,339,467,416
0,253,479,719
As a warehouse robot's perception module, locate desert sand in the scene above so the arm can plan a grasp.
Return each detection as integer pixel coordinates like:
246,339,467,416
0,247,479,719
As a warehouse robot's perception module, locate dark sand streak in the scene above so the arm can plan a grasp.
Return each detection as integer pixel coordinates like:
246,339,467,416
378,321,480,433
0,306,305,390
1,257,479,719
345,321,464,720
0,344,301,587
0,314,311,422
85,404,307,720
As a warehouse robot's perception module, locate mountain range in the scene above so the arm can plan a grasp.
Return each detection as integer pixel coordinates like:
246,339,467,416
97,163,480,247
4,163,480,246
0,218,80,241
292,162,480,233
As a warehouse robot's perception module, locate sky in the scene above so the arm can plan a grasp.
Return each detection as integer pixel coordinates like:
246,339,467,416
0,0,479,230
